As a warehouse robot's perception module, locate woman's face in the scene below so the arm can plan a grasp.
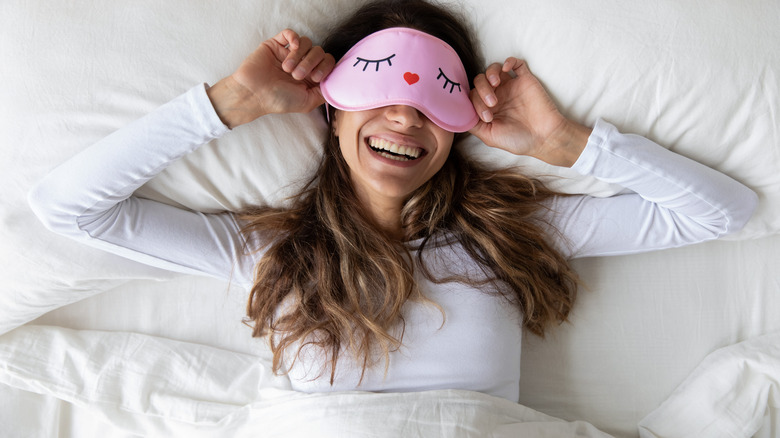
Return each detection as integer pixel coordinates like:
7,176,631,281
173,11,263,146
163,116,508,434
333,105,455,206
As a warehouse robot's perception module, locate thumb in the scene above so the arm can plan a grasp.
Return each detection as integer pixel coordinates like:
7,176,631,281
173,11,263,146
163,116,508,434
301,84,326,113
468,118,493,145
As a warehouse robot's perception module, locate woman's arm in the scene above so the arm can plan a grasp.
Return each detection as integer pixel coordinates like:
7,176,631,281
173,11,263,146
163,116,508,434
28,30,334,287
546,119,758,258
468,58,758,258
27,85,259,285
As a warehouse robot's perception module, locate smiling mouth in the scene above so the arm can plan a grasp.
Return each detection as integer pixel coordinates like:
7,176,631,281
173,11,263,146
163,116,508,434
368,137,425,162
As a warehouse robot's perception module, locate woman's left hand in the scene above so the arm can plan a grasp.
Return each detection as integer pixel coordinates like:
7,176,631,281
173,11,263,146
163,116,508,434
468,58,591,167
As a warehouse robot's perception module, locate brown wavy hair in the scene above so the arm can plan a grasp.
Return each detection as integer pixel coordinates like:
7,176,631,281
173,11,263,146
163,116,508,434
239,0,578,384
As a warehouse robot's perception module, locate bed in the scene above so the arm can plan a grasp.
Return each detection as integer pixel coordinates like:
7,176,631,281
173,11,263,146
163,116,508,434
1,0,779,436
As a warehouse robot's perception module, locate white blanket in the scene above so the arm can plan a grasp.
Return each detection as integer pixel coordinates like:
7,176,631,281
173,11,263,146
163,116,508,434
639,332,780,438
2,326,778,437
0,325,612,437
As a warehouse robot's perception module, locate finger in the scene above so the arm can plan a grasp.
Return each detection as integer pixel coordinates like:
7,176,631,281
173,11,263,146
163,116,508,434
271,28,300,54
293,46,333,82
502,57,528,78
282,35,314,74
303,85,327,112
468,117,489,141
472,72,498,108
469,83,494,123
485,62,504,87
310,52,336,83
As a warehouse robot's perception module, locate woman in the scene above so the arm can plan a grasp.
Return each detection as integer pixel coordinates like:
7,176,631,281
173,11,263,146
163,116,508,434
28,0,757,402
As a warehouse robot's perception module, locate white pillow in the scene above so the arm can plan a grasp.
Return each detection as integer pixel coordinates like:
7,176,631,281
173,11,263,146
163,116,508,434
148,0,778,240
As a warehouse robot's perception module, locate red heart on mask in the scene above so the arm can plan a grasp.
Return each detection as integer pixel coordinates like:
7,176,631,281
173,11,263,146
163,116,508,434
403,72,419,85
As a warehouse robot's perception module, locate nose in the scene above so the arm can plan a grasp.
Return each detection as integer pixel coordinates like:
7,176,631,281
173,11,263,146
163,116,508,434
384,105,424,128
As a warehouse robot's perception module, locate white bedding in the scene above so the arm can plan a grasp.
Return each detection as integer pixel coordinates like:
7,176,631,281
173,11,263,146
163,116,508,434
0,326,613,438
1,324,778,437
1,0,779,436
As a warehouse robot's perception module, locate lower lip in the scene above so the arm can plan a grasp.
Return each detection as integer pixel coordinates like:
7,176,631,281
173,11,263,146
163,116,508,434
364,139,423,168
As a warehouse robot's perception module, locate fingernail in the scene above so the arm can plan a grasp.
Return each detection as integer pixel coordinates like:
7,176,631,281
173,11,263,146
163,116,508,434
486,95,497,107
311,70,323,82
292,67,306,79
482,110,493,122
488,75,499,86
283,60,296,72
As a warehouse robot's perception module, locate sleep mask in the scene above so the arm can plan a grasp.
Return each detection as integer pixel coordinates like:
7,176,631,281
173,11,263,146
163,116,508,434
320,27,478,133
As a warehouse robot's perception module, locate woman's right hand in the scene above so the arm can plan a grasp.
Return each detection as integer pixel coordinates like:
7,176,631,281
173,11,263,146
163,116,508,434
207,29,335,129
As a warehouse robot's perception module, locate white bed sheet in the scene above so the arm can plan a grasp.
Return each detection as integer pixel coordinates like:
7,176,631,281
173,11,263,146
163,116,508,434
518,235,780,436
2,0,779,436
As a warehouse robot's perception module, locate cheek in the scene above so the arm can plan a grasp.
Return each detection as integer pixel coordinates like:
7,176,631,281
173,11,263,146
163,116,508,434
333,116,359,160
337,137,358,172
332,109,353,139
434,132,455,161
425,140,453,179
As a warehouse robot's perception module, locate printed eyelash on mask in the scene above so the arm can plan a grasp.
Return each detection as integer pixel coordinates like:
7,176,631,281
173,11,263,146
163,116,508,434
437,68,461,93
353,54,396,71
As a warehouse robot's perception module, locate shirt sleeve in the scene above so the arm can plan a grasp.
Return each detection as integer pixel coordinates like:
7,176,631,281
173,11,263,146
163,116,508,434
28,84,258,288
547,119,758,259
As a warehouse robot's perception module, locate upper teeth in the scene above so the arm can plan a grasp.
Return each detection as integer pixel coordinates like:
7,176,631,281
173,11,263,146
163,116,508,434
368,137,422,159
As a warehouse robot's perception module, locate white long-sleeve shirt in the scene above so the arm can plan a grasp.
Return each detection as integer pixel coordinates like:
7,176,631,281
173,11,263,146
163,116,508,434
28,84,757,401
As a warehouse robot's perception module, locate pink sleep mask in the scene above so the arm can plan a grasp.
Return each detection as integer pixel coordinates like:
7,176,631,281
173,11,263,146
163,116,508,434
320,27,478,133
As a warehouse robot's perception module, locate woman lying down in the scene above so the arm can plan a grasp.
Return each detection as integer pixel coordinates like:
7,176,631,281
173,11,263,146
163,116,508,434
29,0,757,402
